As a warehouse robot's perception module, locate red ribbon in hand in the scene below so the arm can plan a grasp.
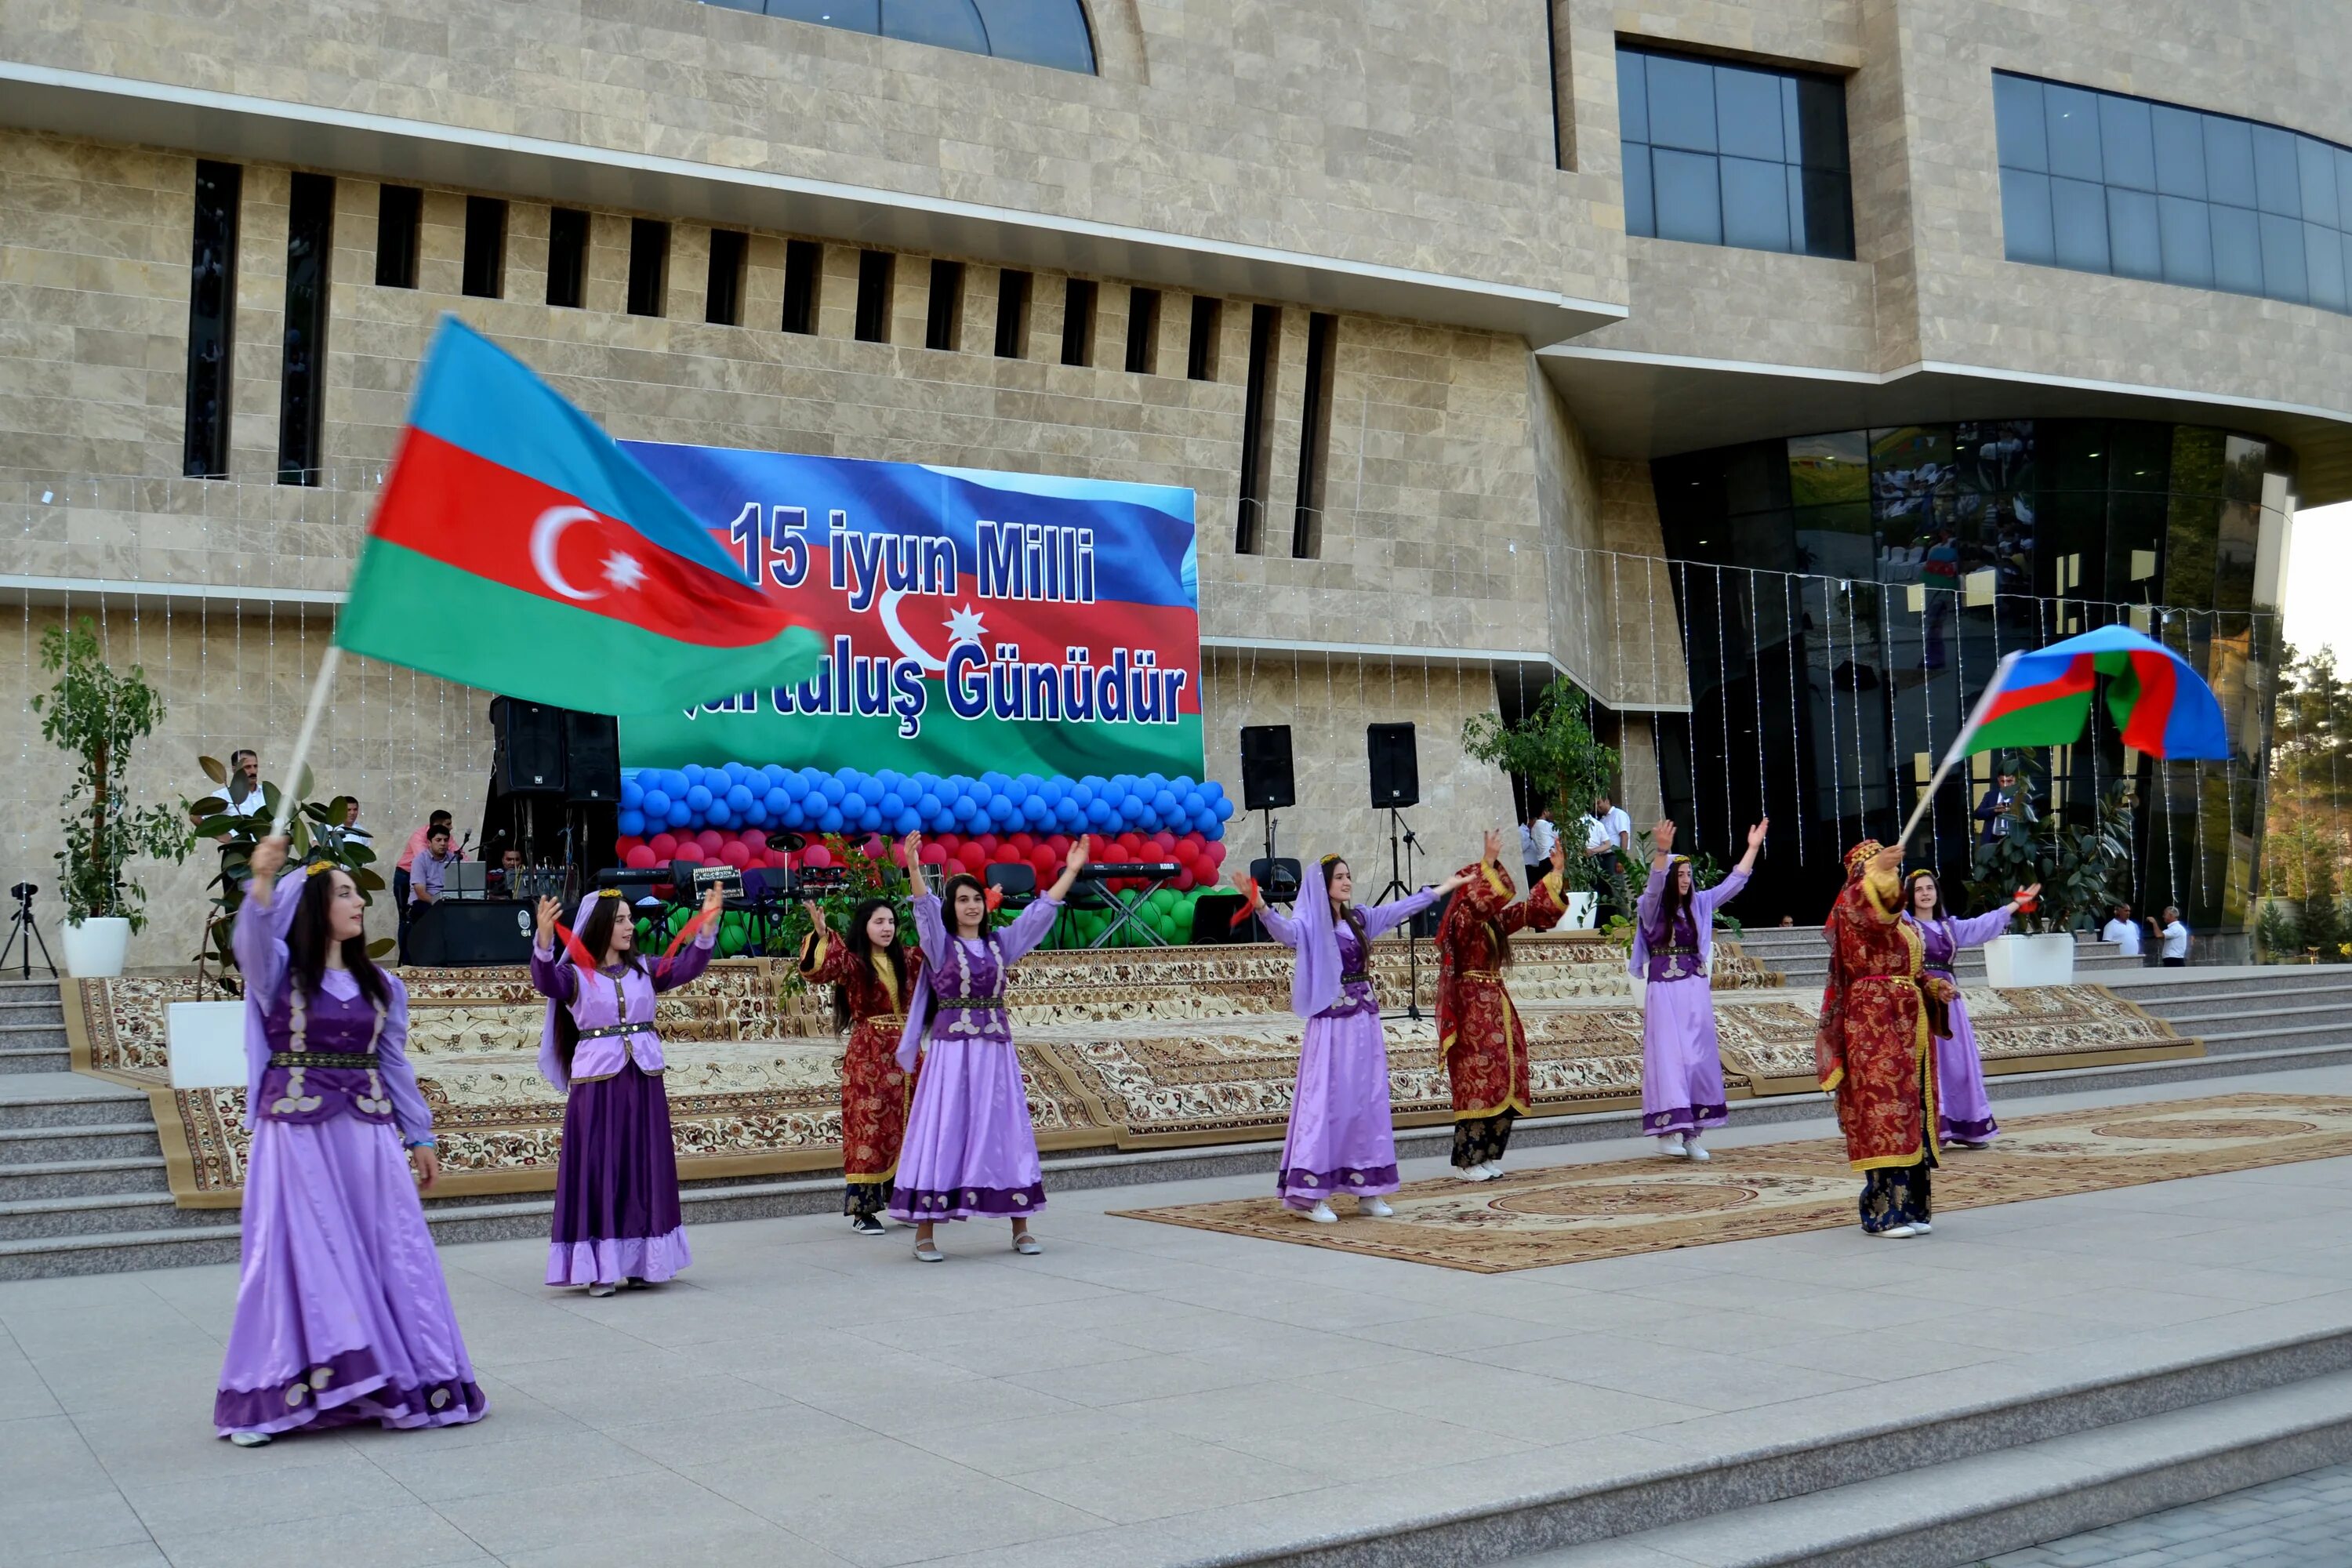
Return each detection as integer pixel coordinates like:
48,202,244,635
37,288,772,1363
1229,876,1265,930
659,907,713,965
551,921,599,974
984,884,1004,915
2013,887,2039,914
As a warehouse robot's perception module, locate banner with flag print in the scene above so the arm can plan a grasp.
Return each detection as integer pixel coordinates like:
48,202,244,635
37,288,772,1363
336,317,820,713
612,441,1203,780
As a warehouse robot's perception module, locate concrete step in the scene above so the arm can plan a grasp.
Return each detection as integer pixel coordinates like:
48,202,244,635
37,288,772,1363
2190,1020,2352,1056
0,1222,245,1277
0,1079,149,1133
0,1122,162,1163
2144,996,2352,1026
0,1156,169,1201
1505,1370,2352,1568
0,1046,71,1075
0,1188,237,1240
0,1002,65,1022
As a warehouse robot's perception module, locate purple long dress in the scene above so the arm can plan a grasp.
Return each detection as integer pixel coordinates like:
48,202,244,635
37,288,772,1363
532,907,713,1287
215,880,485,1439
1261,886,1440,1209
1629,866,1749,1138
1907,907,2013,1144
888,891,1062,1222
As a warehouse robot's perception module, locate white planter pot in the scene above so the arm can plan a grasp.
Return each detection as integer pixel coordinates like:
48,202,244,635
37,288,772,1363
1984,932,2075,989
1559,891,1599,931
60,916,131,978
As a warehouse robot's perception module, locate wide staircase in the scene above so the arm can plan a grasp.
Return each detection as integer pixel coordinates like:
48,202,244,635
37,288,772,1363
1735,922,2145,989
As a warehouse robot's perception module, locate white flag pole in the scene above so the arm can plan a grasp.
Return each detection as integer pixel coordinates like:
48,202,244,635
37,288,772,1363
1893,650,2020,852
268,644,343,840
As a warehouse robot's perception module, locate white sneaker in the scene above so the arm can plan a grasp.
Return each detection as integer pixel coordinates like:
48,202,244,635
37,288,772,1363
1479,1161,1504,1178
1301,1201,1338,1224
586,1281,618,1298
1659,1134,1690,1160
1455,1164,1494,1183
1913,1220,1933,1235
229,1431,272,1448
1357,1196,1394,1218
1871,1225,1917,1239
1686,1142,1711,1163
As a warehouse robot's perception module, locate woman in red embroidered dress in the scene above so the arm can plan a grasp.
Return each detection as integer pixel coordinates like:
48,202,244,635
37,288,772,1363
800,896,924,1236
1435,828,1567,1180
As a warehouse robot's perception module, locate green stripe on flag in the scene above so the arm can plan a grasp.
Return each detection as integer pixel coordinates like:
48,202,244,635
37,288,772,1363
336,540,820,713
1969,691,2093,755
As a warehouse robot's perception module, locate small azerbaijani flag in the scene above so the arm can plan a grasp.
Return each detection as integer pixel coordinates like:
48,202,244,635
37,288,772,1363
1948,623,2230,764
337,317,818,711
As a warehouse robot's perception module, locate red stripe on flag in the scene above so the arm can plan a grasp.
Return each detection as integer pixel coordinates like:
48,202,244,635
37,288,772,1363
370,429,790,648
2122,648,2176,753
1980,654,2096,724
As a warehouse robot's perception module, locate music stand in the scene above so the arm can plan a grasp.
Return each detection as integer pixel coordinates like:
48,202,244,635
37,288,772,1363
2,883,54,978
1372,808,1428,1022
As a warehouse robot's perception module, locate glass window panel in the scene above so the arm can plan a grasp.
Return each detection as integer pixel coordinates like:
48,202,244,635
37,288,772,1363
1646,55,1718,152
2151,106,2207,198
1781,78,1802,173
2307,222,2348,312
2339,149,2352,238
2109,421,2171,492
1653,148,1722,243
2204,116,2256,208
2107,187,2161,279
1715,67,1784,162
1721,157,1791,251
2299,137,2342,230
884,0,989,54
1993,73,2047,172
1789,431,1870,506
1794,75,1849,170
2222,434,2267,502
2259,211,2308,300
2051,175,2110,271
2209,203,2263,293
2034,490,2107,601
2044,84,2103,181
2158,194,2215,286
2038,418,2109,491
970,0,1097,72
2107,491,2168,602
2098,96,2156,190
1798,165,1854,258
2252,125,2302,215
766,0,880,28
1624,143,1656,238
1617,48,1649,143
2002,169,2056,264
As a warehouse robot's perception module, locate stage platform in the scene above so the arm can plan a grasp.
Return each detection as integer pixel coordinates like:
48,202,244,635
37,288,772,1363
58,934,2199,1209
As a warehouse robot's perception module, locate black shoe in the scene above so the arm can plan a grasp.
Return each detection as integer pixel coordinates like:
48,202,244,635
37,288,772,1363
849,1214,887,1236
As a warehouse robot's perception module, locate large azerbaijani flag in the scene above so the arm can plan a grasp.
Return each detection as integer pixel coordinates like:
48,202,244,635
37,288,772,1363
337,318,819,710
1955,624,2230,760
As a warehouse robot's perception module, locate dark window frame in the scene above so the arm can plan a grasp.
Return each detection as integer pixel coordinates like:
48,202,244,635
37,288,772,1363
1124,285,1160,374
183,159,241,479
546,206,590,310
705,229,748,325
854,249,895,343
1291,311,1338,559
276,171,334,487
626,218,670,318
993,268,1032,358
1236,303,1279,555
1061,277,1098,366
925,258,964,350
781,239,822,334
462,196,506,299
373,184,419,289
1187,295,1221,380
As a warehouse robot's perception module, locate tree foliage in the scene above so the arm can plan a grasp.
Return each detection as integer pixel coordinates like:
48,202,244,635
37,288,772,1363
191,762,390,990
30,618,192,930
2264,641,2352,902
1461,678,1620,891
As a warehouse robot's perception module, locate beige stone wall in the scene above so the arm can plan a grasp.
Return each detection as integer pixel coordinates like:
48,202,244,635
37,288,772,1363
0,604,491,964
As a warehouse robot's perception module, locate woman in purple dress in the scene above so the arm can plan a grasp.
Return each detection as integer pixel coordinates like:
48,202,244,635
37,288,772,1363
1632,817,1766,1162
215,836,485,1446
1256,854,1472,1223
530,882,724,1296
890,831,1085,1261
1901,870,2039,1149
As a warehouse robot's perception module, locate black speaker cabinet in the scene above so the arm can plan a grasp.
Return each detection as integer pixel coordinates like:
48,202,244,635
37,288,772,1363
1239,724,1296,811
490,697,565,795
1367,722,1419,809
564,711,621,803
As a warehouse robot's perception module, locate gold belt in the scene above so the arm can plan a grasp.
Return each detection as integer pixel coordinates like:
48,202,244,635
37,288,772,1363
867,1013,909,1028
1460,969,1501,981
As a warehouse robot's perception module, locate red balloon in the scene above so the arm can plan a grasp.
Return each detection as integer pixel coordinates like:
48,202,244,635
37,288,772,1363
921,843,949,866
720,841,750,867
624,845,658,869
978,833,1000,854
993,844,1020,864
674,844,706,864
1176,870,1196,891
695,829,726,854
1046,833,1071,858
616,835,644,855
649,833,679,858
803,844,832,869
1204,841,1227,865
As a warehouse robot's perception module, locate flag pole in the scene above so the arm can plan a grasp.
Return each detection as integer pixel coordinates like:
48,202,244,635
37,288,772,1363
1893,651,2019,853
269,644,343,840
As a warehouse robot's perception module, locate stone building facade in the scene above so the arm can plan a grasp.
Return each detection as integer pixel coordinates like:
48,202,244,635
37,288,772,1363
2,0,2345,956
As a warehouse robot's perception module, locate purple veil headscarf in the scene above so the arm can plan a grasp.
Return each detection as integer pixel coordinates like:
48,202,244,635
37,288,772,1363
536,891,635,1091
1286,855,1348,1021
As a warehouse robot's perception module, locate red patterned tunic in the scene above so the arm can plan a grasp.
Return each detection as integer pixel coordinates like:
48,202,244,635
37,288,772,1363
800,928,924,1213
1815,858,1937,1172
1436,861,1566,1124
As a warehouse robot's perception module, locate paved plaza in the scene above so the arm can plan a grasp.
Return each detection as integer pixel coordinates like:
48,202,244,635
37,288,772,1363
10,1064,2352,1568
1979,1461,2352,1567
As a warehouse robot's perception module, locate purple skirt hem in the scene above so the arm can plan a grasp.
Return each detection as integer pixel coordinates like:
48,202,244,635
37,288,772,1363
216,1340,485,1435
888,1181,1047,1221
546,1226,692,1287
1940,1115,2000,1142
1278,1163,1400,1205
1642,1105,1729,1135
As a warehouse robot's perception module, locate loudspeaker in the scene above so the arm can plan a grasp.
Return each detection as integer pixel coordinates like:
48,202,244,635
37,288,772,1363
491,698,565,795
1239,725,1296,811
1367,722,1418,808
563,712,621,803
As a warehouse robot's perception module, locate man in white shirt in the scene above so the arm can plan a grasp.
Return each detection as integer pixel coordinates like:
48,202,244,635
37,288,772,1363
194,749,265,837
1530,806,1559,866
1584,793,1633,922
2158,907,2190,967
2100,904,2143,957
1519,818,1542,890
1592,793,1632,855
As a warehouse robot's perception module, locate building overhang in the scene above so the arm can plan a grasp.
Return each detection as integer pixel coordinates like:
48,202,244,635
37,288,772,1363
1539,346,2352,507
0,63,1627,347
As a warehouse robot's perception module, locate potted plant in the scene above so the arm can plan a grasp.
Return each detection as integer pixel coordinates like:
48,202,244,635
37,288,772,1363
31,617,194,977
1968,767,2135,987
1461,678,1620,930
191,766,391,994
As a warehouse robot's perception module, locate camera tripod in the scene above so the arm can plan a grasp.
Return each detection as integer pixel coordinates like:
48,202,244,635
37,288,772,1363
2,883,56,979
1372,808,1428,1022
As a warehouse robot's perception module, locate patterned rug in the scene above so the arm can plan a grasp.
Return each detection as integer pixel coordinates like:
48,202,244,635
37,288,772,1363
60,935,2195,1207
1109,1093,2342,1272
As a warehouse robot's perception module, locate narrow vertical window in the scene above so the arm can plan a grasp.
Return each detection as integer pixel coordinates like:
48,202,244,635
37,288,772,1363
374,184,419,289
546,207,589,309
855,250,895,343
1235,303,1279,554
461,196,506,298
706,229,747,325
1187,295,1221,380
627,219,670,317
1061,278,1098,366
276,172,334,487
1124,286,1160,373
925,259,964,350
1291,312,1338,557
183,159,241,479
781,239,822,334
1544,0,1570,169
993,268,1031,358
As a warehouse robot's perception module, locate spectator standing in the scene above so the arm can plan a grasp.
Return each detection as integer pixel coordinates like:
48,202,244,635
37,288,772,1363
1974,770,2020,847
1519,817,1543,892
195,749,266,837
2158,907,2190,967
2100,904,2143,958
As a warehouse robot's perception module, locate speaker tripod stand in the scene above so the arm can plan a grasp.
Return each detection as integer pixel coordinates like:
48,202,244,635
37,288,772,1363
1371,807,1426,1023
2,883,56,979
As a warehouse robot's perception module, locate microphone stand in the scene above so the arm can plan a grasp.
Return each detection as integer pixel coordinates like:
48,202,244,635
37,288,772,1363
1374,806,1425,1022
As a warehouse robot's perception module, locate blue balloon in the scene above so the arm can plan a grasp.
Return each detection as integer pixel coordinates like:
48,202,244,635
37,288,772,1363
1041,776,1068,803
764,787,789,815
1118,795,1147,823
726,784,754,811
641,789,672,817
1085,800,1113,827
1021,796,1051,826
981,771,1010,793
840,792,867,818
1152,789,1179,817
620,779,644,810
821,777,847,804
986,797,1016,826
916,792,941,819
707,803,735,829
782,800,808,830
953,794,981,822
666,801,694,829
1215,795,1236,821
682,763,706,786
1171,776,1196,796
685,784,713,812
858,808,883,832
1071,782,1096,808
617,809,645,837
818,808,844,832
762,764,786,784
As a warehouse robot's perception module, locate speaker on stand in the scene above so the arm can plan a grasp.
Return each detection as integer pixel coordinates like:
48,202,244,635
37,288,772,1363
563,712,622,904
1365,721,1432,1019
1239,724,1295,881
